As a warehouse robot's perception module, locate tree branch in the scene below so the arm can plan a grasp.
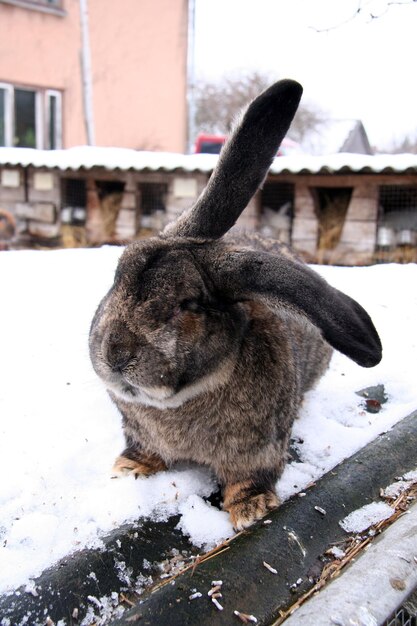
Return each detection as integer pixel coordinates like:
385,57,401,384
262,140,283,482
309,0,416,33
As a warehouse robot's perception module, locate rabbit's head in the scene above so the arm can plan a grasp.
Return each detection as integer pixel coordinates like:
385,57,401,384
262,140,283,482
89,80,382,410
89,237,250,408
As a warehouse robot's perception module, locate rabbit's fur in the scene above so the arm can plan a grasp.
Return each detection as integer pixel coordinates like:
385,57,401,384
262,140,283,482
89,80,382,529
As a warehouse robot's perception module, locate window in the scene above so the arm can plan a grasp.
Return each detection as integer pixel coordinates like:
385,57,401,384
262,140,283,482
139,183,167,216
138,182,168,232
34,0,62,5
312,187,353,251
0,89,4,146
0,0,64,12
0,83,62,149
95,180,126,240
61,179,87,225
377,185,417,251
0,85,12,146
260,182,294,243
14,88,37,147
46,91,62,149
379,185,417,228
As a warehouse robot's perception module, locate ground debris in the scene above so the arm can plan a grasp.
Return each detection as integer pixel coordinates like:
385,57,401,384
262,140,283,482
158,548,190,579
234,609,258,623
289,577,303,592
189,591,202,600
271,475,417,625
212,597,223,611
314,506,327,516
74,591,126,625
355,384,388,414
390,577,406,591
326,546,346,560
263,561,278,574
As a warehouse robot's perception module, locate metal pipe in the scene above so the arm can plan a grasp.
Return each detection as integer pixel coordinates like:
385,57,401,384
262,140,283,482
79,0,95,146
186,0,196,154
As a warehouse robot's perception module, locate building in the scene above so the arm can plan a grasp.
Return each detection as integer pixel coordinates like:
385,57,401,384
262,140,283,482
303,119,373,156
0,0,189,152
1,146,417,265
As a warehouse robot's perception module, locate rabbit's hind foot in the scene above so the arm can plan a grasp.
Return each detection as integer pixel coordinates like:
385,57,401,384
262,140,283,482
111,450,167,479
223,480,279,531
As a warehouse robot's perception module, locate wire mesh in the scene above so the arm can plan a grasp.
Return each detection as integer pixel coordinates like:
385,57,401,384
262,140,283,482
376,184,417,262
385,588,417,626
259,182,294,243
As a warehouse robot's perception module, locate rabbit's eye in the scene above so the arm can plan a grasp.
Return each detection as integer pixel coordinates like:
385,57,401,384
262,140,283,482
169,299,203,321
180,299,204,313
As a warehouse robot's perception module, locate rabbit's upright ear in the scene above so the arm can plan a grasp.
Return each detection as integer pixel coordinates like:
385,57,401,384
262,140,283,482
209,250,382,368
164,79,303,240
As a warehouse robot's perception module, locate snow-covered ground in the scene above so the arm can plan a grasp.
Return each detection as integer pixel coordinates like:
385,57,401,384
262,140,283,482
0,247,416,596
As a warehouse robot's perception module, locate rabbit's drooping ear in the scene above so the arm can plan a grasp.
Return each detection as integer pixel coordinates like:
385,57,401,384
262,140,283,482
209,250,382,367
164,79,303,240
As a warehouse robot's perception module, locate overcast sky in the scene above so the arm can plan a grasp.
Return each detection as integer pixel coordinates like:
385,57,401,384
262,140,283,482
193,0,417,150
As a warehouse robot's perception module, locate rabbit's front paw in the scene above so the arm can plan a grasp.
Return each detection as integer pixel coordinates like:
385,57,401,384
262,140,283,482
111,450,167,478
223,481,279,530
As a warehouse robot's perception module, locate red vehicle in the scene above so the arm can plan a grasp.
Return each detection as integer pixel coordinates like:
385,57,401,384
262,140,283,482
194,133,301,156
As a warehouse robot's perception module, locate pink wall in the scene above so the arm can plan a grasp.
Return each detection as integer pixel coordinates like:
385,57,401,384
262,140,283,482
89,0,188,151
0,1,85,146
0,0,188,151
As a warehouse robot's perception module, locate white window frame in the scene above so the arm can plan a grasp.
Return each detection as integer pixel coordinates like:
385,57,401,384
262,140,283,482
45,89,62,149
0,1,65,17
0,83,13,147
34,89,44,149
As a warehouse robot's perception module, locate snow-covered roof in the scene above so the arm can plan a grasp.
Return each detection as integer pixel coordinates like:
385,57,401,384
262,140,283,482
269,152,417,175
0,146,214,173
0,146,416,176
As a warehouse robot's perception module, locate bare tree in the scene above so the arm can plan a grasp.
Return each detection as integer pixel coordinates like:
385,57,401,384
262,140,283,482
383,132,417,154
194,71,271,134
309,0,417,32
288,101,328,144
194,71,327,144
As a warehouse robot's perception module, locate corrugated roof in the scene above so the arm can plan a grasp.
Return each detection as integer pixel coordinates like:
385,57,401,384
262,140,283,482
269,152,417,175
0,146,416,175
0,146,216,173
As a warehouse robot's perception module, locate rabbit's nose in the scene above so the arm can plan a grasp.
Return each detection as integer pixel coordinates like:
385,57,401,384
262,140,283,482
107,346,132,372
105,328,135,372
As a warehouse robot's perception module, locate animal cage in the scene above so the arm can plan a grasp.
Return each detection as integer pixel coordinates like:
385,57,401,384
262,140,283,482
377,185,417,261
259,182,294,243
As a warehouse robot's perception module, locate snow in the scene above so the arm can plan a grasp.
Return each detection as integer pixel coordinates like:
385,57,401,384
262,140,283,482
0,145,417,176
284,500,417,626
382,477,416,500
0,145,218,174
328,546,346,560
177,495,234,548
339,502,394,533
0,247,416,596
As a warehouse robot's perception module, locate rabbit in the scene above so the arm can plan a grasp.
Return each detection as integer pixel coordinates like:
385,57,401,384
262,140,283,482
89,79,382,530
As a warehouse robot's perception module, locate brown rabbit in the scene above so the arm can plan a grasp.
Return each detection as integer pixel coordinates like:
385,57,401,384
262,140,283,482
89,80,382,530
